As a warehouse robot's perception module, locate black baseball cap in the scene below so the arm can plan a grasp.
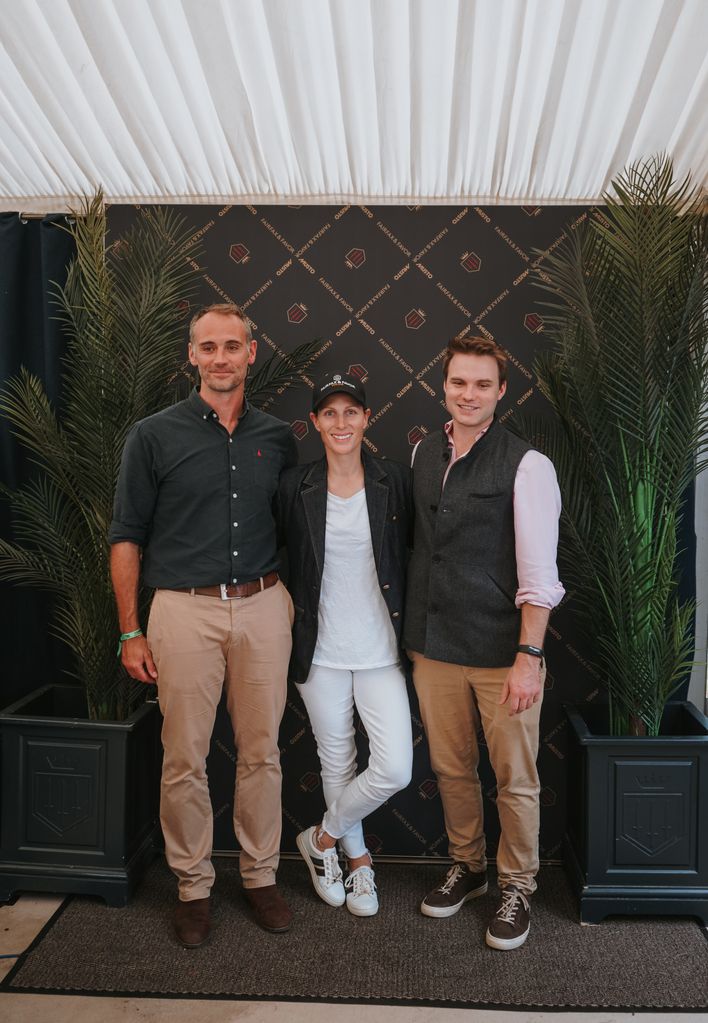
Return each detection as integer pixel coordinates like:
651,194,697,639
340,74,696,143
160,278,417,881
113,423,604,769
311,371,367,412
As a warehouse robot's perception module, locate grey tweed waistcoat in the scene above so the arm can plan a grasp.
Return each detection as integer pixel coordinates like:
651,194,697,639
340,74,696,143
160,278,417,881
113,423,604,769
403,419,532,667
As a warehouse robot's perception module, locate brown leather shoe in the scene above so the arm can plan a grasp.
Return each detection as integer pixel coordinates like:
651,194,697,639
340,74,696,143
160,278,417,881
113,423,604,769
174,896,211,948
245,884,293,933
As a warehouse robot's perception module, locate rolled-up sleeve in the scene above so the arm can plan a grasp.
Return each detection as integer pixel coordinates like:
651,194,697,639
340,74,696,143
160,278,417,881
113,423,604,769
108,423,158,547
513,450,565,609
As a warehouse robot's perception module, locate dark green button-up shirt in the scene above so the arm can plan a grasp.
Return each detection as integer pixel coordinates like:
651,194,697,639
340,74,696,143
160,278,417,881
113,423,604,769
109,389,297,588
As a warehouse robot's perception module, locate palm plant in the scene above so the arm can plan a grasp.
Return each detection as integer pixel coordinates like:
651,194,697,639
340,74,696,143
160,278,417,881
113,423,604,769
0,195,321,721
527,155,707,736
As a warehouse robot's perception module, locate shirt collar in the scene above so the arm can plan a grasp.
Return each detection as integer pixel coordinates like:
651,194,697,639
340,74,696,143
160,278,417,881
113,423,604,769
443,418,490,457
187,387,250,423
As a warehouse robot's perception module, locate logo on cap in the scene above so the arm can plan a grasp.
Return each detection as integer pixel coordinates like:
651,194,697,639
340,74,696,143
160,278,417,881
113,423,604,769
333,374,342,382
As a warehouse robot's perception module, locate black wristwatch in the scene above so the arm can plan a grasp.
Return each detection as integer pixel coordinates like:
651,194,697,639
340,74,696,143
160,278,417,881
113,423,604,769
517,644,544,664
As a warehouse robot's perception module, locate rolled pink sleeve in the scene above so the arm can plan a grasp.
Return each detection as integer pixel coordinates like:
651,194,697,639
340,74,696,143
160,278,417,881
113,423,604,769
513,450,565,609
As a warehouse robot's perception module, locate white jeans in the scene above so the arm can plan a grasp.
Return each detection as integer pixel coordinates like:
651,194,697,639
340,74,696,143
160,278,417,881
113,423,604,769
296,663,413,859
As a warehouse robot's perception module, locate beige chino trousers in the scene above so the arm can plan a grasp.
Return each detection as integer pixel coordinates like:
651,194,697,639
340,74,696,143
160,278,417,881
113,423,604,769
147,582,294,901
411,651,544,894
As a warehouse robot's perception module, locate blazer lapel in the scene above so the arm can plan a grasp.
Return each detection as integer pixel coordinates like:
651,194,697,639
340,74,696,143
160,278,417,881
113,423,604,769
363,453,388,570
301,458,327,577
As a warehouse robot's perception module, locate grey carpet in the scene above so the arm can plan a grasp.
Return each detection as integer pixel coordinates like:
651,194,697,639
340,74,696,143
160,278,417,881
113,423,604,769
4,857,708,1009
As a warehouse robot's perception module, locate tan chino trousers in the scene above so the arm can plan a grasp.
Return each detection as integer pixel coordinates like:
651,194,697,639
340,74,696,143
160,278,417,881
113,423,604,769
147,582,294,901
411,650,544,894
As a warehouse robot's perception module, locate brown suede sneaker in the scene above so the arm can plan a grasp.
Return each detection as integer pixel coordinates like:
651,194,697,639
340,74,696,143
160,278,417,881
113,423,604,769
420,863,488,917
245,884,293,933
485,885,531,950
174,896,211,948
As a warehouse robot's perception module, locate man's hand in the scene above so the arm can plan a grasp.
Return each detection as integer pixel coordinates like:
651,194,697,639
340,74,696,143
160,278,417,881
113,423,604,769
120,634,158,684
499,653,543,716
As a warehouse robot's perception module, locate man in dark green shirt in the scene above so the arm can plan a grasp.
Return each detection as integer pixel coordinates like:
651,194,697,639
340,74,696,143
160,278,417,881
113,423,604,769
110,303,297,946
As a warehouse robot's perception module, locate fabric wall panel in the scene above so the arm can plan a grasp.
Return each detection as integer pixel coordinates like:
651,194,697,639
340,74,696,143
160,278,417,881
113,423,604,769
108,202,606,861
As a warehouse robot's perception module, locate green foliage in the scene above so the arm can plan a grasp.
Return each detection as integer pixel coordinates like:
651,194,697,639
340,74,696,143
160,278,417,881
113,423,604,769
0,195,203,719
0,196,324,721
526,155,707,736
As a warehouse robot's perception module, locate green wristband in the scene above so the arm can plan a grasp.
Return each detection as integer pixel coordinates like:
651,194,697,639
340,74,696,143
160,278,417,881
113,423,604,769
117,629,143,656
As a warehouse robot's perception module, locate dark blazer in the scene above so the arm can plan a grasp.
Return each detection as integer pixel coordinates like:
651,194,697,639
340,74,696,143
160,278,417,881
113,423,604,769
277,451,412,684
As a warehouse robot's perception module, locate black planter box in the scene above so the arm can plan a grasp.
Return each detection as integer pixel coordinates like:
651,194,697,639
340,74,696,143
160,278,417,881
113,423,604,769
0,684,161,906
564,701,708,924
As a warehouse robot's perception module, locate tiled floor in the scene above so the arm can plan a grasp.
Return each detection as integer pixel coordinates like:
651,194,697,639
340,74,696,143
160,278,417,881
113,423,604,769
1,894,706,1023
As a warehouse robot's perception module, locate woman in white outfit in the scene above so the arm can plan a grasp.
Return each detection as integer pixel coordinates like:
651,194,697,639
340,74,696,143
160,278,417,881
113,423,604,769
277,371,413,916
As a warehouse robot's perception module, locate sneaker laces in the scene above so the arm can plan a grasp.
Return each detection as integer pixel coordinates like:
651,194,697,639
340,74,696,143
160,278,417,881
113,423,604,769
318,843,343,887
496,887,529,924
345,866,376,897
438,863,466,894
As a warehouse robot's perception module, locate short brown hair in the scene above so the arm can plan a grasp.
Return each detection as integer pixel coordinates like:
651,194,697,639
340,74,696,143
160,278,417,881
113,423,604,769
189,303,252,344
442,336,507,385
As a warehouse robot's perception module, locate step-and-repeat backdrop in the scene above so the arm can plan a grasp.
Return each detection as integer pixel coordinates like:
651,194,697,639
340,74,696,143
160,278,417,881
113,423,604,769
109,203,602,862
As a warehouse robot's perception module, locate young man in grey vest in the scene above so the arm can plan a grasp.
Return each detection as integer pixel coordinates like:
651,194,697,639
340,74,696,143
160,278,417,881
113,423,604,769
405,336,564,950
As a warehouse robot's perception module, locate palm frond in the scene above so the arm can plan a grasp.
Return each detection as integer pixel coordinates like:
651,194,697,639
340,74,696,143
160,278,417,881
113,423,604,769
1,191,203,720
525,154,707,736
246,338,324,406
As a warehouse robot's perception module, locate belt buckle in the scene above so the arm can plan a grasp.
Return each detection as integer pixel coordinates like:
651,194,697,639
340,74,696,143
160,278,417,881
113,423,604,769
219,583,231,600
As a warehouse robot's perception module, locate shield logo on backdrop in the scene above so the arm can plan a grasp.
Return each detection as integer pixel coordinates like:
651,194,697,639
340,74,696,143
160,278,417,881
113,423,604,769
291,420,309,440
299,771,320,792
524,312,544,333
345,247,366,269
229,243,250,264
287,303,308,324
408,426,426,446
419,779,439,800
405,309,426,330
365,833,384,853
460,251,481,273
348,363,368,381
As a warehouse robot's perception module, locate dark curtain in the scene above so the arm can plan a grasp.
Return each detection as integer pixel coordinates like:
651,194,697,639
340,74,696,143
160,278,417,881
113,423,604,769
0,213,76,709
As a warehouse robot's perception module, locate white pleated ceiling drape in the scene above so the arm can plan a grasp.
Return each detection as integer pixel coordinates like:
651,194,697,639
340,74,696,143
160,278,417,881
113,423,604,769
0,0,706,211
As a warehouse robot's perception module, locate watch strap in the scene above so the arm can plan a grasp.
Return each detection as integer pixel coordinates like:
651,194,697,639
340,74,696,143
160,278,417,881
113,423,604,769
517,643,544,660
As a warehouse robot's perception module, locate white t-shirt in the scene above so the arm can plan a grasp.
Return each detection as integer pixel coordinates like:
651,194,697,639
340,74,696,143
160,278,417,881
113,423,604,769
312,488,399,670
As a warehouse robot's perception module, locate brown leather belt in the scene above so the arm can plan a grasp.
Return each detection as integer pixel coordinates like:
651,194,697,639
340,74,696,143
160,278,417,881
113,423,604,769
169,571,279,600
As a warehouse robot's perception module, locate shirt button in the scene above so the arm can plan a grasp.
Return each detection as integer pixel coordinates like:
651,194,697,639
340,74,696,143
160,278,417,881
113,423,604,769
233,551,238,556
382,583,390,590
229,438,233,443
231,465,236,470
233,493,237,498
232,578,237,583
233,522,238,527
392,611,400,618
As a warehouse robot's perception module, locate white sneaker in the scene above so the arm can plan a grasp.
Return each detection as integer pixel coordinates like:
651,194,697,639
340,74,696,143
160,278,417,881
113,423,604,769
296,826,345,907
345,865,378,917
